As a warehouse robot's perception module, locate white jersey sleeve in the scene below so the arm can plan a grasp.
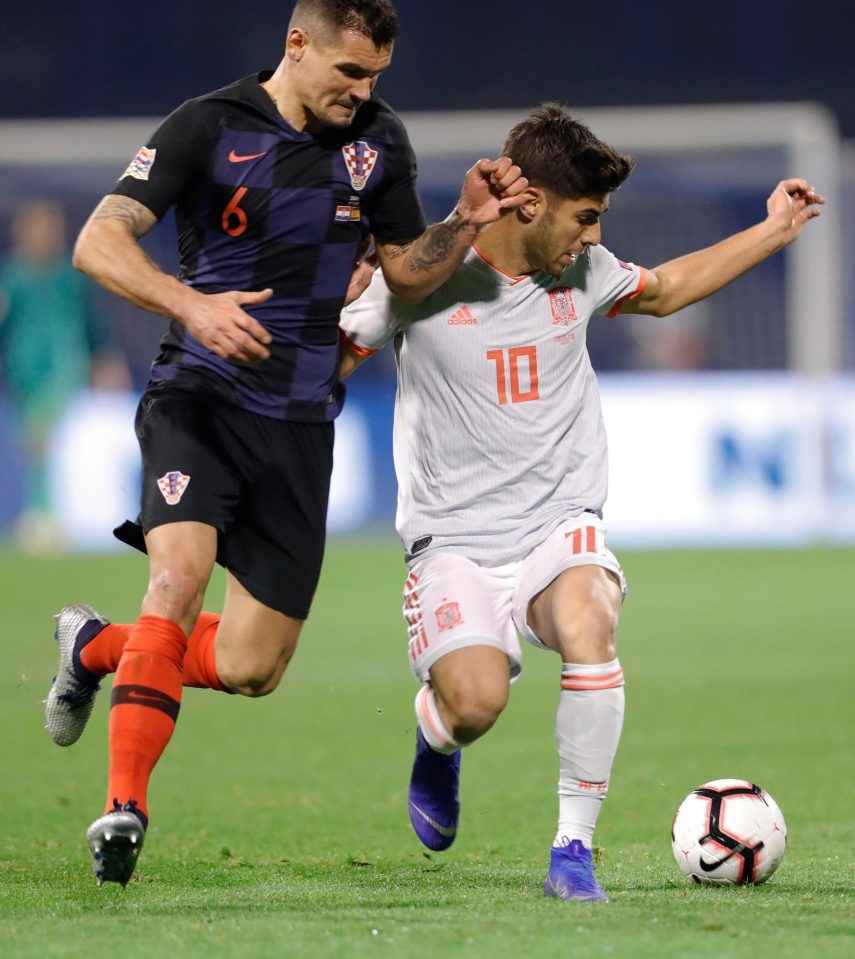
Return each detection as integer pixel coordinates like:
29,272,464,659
339,268,402,354
587,245,647,318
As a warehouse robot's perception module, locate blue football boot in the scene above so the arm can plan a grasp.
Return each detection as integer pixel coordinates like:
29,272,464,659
407,728,461,851
543,839,609,902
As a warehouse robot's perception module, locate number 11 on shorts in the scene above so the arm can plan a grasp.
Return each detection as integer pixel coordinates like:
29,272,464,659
566,525,600,555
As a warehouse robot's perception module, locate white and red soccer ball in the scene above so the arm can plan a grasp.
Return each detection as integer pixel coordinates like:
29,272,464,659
671,779,787,885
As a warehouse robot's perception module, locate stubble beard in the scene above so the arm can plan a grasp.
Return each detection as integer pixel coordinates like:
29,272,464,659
523,209,560,277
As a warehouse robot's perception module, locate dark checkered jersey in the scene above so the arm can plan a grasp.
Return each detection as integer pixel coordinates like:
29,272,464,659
112,72,426,421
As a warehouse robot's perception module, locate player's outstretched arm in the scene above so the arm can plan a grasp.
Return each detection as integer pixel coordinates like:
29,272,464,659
74,195,273,364
374,157,528,304
622,179,825,317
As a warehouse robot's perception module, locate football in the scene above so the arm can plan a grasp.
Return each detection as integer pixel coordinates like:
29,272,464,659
671,779,787,885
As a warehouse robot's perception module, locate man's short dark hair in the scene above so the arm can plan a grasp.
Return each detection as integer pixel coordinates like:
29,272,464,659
502,102,635,199
291,0,399,47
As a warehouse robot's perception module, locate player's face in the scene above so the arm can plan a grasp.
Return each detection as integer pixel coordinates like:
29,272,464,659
525,193,608,278
295,28,393,130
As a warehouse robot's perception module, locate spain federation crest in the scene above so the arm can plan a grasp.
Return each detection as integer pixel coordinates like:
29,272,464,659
342,141,378,191
157,471,191,506
435,601,463,632
548,286,579,326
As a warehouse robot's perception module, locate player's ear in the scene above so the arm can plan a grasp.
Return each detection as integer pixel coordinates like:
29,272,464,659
517,187,544,222
286,28,309,61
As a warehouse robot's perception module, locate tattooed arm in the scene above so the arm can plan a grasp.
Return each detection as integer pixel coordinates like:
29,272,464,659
73,195,272,363
374,157,528,304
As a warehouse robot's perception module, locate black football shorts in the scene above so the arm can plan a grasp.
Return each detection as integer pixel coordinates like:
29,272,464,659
114,383,333,620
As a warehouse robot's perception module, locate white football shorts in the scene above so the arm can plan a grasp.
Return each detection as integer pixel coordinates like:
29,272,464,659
401,512,626,683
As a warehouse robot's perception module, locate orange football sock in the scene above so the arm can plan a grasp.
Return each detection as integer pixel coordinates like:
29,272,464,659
105,615,187,821
79,624,129,677
80,614,226,691
181,612,228,691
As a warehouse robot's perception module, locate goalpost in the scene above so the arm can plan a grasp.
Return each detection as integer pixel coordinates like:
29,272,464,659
0,102,843,375
401,103,843,377
0,104,848,546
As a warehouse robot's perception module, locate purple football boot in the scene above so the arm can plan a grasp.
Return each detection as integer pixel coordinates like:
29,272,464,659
407,728,461,851
543,839,609,902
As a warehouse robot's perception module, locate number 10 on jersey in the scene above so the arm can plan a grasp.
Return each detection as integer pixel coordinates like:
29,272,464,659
486,346,540,405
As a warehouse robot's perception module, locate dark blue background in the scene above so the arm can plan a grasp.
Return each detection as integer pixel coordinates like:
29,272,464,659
4,0,854,135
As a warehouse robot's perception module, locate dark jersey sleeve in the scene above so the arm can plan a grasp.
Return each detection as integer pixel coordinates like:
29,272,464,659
369,115,427,242
110,98,215,221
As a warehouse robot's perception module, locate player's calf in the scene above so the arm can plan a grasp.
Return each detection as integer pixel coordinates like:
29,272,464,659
213,598,303,697
215,635,299,697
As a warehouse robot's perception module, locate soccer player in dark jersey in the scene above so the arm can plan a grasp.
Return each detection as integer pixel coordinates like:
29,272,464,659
43,0,528,887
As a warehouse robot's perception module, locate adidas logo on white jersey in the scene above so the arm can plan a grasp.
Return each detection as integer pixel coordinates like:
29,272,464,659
448,305,477,325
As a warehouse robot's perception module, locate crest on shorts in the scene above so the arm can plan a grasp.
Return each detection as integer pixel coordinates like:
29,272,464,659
435,601,463,632
157,471,190,506
548,286,579,326
342,141,378,191
122,146,156,181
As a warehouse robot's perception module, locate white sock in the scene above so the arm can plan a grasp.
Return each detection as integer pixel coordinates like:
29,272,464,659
414,685,461,755
553,659,625,849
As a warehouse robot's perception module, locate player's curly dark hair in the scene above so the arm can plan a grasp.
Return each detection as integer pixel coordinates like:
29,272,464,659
503,102,635,199
291,0,399,47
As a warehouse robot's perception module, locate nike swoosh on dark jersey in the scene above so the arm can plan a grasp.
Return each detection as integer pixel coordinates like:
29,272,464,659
228,150,268,163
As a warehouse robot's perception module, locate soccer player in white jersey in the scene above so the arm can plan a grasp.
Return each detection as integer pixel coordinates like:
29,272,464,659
338,103,823,902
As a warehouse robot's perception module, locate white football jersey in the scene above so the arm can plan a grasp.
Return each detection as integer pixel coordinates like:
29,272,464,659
340,244,646,563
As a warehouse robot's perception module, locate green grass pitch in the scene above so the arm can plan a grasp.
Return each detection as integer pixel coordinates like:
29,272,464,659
0,543,853,958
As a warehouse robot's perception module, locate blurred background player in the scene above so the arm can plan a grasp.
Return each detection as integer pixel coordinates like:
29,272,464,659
43,0,526,887
338,102,823,902
0,200,129,550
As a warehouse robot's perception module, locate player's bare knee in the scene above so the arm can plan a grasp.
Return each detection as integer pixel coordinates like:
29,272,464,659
223,663,280,698
555,598,619,663
220,649,293,698
228,673,279,698
144,565,207,624
440,680,508,743
450,705,502,744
